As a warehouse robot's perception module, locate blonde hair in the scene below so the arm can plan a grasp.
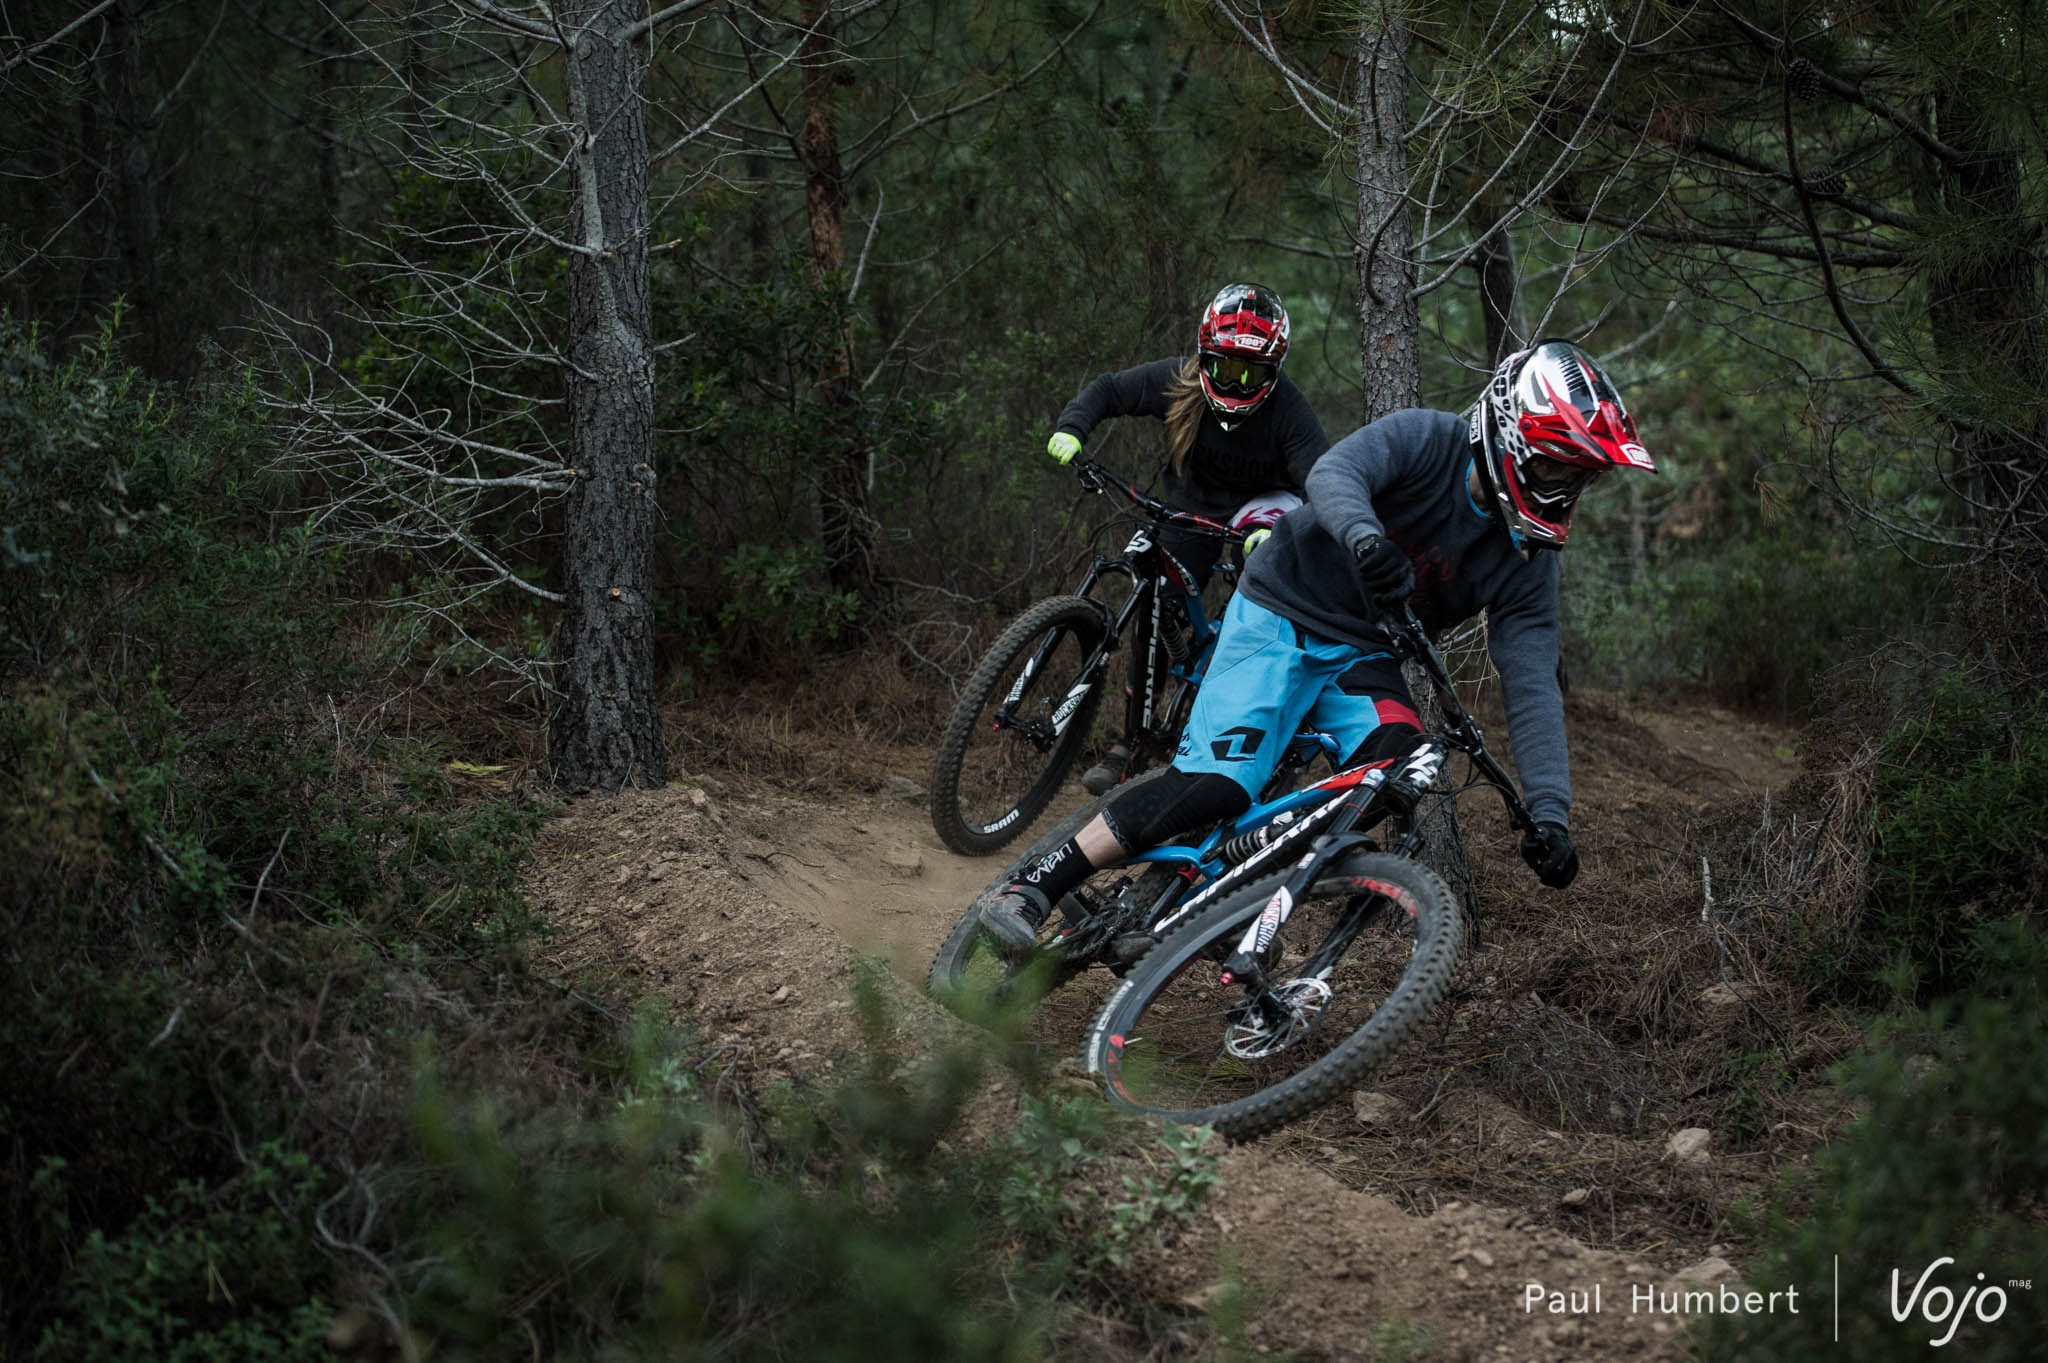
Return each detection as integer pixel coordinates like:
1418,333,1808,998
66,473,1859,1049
1163,357,1206,476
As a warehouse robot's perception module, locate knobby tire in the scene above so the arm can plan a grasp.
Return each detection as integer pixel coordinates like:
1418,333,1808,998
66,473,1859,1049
1082,852,1460,1141
929,595,1109,857
928,769,1173,1020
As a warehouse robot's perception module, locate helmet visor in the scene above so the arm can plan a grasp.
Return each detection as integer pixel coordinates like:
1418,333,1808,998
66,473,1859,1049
1201,352,1277,399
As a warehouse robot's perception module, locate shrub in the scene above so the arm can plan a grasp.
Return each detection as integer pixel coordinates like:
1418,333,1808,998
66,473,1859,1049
1,311,554,1356
1701,922,2048,1361
1560,530,1941,716
1862,674,2048,1000
31,1144,333,1363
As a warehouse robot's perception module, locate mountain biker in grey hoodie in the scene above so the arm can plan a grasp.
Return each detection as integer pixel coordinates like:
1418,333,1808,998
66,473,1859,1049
981,338,1658,957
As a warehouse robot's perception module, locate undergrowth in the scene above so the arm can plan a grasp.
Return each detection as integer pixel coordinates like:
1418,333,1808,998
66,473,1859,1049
2,310,1230,1361
1703,921,2048,1361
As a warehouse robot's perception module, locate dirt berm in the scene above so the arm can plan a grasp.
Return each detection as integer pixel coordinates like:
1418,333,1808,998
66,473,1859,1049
528,689,1814,1362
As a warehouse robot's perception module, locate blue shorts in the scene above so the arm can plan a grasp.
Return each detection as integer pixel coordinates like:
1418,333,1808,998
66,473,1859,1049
1173,592,1420,798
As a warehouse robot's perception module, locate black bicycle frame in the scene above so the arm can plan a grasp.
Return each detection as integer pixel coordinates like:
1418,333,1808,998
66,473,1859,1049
991,460,1237,758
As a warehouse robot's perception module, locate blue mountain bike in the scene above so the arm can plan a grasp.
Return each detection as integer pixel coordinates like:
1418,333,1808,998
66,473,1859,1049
927,458,1248,856
928,605,1536,1140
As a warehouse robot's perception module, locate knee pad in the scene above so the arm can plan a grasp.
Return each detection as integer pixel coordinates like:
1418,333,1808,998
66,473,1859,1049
1102,768,1251,850
1343,722,1424,769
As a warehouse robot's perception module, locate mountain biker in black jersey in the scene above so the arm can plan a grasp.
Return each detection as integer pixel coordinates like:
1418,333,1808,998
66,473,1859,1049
1049,282,1332,792
981,338,1659,958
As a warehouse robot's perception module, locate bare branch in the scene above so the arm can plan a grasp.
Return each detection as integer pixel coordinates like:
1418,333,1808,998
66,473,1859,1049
0,0,119,77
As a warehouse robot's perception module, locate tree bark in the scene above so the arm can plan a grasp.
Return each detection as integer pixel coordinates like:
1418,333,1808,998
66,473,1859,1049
1351,7,1470,912
1921,88,2048,678
1473,212,1524,368
549,0,667,793
1352,5,1418,421
802,0,892,630
100,0,160,367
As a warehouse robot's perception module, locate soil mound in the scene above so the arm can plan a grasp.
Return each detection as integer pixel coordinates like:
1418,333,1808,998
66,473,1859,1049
527,689,1812,1360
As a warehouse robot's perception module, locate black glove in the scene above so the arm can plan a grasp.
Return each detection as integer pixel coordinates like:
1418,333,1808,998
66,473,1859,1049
1353,534,1416,604
1521,820,1579,889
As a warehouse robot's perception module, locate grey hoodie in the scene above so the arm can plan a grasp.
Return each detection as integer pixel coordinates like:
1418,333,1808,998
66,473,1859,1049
1241,408,1572,826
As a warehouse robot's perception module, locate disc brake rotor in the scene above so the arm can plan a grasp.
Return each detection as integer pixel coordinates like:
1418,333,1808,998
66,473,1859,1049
1223,976,1333,1059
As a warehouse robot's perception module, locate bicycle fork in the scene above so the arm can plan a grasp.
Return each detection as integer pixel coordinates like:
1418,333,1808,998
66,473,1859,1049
996,634,1112,749
1214,779,1400,1048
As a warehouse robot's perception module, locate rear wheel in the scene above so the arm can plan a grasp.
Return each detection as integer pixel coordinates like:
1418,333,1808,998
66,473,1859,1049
1082,852,1459,1141
928,770,1183,1032
930,595,1109,857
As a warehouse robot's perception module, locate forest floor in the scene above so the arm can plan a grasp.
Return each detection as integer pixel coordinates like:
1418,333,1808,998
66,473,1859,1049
526,681,1853,1363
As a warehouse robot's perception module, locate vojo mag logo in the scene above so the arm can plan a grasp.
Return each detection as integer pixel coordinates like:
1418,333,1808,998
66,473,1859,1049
1888,1256,2024,1348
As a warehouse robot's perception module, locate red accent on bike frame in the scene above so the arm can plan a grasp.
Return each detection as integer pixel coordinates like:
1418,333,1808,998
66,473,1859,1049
1309,757,1397,793
1374,698,1422,729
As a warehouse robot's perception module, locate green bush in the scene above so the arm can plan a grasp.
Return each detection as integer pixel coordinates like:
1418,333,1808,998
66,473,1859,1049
32,1144,333,1363
1,311,554,1356
1560,530,1941,715
1702,922,2048,1361
1864,674,2048,1001
403,1006,1221,1362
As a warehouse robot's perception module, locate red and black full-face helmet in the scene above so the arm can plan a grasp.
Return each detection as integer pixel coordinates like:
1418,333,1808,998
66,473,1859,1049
1196,283,1290,422
1470,338,1656,550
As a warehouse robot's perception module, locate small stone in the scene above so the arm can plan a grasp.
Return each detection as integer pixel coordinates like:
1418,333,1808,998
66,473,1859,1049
1678,1255,1737,1286
883,847,924,877
1699,982,1747,1007
1468,1247,1494,1268
1352,1090,1406,1128
1666,1127,1712,1165
883,775,925,803
1560,1187,1591,1207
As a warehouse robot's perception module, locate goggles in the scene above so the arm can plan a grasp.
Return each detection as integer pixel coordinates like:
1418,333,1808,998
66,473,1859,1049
1519,450,1605,496
1201,352,1277,398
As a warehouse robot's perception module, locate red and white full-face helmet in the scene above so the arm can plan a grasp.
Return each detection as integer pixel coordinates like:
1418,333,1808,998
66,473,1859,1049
1470,338,1656,550
1196,283,1290,423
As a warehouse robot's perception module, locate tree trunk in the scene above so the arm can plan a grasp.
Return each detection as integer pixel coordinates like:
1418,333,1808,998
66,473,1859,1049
1352,5,1418,421
100,0,160,367
1922,89,2048,681
1354,10,1470,913
801,0,892,630
549,0,667,794
1473,210,1524,368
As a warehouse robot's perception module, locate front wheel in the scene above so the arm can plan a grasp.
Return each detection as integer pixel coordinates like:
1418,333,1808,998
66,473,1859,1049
930,595,1109,857
1081,852,1460,1141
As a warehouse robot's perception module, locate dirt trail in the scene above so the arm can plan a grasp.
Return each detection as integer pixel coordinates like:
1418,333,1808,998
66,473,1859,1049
531,691,1803,1362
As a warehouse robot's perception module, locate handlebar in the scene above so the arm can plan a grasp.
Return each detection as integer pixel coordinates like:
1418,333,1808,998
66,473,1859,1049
1072,457,1246,544
1381,601,1536,835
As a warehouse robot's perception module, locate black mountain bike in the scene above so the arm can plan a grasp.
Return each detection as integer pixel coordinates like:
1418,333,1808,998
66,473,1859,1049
927,604,1538,1141
928,458,1248,857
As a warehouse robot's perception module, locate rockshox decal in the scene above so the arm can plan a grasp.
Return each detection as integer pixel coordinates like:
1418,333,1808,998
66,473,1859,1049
1002,654,1038,707
1051,681,1093,732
